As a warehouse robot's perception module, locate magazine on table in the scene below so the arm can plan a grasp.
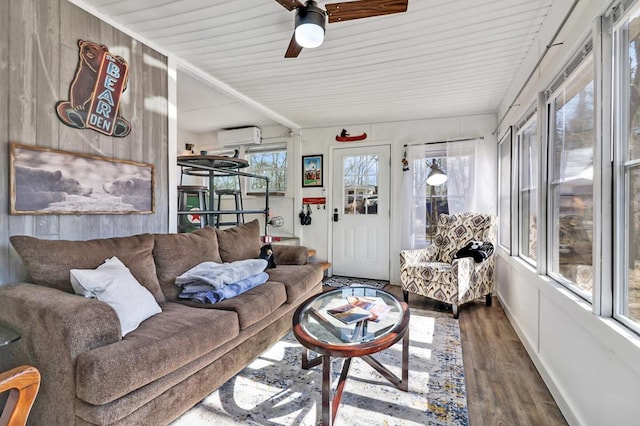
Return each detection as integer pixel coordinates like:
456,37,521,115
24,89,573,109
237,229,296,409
325,296,391,324
326,303,373,324
346,296,391,322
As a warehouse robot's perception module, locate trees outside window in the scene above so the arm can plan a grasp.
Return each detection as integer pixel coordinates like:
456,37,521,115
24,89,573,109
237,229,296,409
247,149,287,194
616,13,640,331
547,56,595,300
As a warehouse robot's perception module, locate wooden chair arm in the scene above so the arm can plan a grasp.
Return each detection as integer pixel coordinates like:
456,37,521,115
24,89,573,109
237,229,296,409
0,365,40,426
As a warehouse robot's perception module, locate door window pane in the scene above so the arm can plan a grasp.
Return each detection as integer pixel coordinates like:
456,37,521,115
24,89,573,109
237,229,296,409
343,155,378,215
548,57,595,299
519,119,538,263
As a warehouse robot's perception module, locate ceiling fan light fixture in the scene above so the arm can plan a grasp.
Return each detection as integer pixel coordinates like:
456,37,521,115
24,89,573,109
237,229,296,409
294,1,326,48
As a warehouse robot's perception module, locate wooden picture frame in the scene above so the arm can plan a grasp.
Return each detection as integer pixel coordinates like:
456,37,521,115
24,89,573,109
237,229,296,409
302,154,323,188
9,142,154,215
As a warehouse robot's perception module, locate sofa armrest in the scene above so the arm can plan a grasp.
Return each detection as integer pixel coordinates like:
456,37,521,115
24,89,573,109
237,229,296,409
0,283,121,424
272,244,309,265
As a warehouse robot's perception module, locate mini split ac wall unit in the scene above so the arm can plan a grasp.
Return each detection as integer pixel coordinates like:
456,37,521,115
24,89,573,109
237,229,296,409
217,126,262,147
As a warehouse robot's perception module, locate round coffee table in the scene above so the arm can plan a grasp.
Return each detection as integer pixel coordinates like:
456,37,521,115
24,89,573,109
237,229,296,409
292,287,410,426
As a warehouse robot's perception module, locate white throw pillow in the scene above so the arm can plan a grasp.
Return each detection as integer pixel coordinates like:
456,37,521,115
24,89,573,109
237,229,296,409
70,256,162,336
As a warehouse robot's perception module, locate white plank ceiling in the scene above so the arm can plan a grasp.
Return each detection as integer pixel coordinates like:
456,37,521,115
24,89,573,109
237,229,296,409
74,0,552,132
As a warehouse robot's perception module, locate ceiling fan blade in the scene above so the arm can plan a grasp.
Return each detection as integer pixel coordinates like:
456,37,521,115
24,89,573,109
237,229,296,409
326,0,408,23
274,0,305,11
285,33,303,58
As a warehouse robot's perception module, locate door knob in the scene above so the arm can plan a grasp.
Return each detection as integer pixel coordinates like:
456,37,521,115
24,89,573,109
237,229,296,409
333,208,339,222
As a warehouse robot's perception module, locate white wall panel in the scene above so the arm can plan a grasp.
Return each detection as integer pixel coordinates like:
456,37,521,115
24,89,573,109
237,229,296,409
496,253,540,350
539,292,640,426
299,114,497,282
499,253,640,425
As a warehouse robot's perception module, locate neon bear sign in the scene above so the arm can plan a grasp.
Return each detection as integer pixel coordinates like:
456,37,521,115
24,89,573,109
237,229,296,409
56,40,131,137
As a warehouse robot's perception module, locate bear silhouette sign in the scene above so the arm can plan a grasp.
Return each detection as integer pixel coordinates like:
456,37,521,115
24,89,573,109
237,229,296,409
56,40,131,137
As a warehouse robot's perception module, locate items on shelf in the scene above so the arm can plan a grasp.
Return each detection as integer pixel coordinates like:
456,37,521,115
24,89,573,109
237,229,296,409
176,154,269,235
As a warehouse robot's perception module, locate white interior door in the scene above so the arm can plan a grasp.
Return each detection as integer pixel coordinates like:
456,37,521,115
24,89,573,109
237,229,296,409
331,145,390,280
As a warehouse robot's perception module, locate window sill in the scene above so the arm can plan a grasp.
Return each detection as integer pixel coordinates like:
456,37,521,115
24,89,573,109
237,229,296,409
247,192,286,197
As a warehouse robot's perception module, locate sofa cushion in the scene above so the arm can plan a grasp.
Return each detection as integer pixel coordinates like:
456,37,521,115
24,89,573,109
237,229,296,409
153,227,222,301
10,233,164,302
271,244,309,265
216,219,261,262
266,263,324,304
181,281,287,330
75,302,239,405
70,257,162,336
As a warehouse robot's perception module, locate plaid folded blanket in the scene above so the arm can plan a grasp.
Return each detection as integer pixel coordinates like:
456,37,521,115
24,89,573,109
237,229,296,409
178,272,269,304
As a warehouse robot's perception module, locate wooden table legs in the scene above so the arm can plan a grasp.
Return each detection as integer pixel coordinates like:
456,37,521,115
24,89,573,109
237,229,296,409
301,328,409,426
0,365,40,426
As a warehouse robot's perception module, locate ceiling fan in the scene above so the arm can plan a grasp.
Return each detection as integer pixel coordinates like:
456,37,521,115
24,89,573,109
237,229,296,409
275,0,409,58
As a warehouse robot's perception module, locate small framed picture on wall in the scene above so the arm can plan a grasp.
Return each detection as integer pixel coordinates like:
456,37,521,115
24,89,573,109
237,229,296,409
302,154,323,187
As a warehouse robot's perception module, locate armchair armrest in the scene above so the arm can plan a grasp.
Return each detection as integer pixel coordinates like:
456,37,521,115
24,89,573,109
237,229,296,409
400,244,439,266
272,244,309,265
0,283,121,424
452,255,495,304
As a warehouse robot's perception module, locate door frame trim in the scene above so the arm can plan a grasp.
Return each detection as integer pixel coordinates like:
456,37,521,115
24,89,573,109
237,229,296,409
328,141,392,278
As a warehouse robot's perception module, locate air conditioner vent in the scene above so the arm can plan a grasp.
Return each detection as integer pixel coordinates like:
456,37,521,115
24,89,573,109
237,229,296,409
217,126,261,147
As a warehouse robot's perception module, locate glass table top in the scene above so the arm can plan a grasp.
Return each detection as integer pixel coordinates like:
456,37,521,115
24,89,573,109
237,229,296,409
0,322,20,347
297,287,404,347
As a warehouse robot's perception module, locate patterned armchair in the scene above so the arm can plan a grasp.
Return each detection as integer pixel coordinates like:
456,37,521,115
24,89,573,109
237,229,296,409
400,212,497,318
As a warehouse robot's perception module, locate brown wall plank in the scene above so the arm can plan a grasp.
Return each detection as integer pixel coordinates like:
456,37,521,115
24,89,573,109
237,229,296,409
0,0,10,283
34,0,61,237
0,0,169,284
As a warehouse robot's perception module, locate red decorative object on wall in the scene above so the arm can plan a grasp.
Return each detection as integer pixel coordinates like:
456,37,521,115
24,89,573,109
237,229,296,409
335,129,367,142
55,40,131,137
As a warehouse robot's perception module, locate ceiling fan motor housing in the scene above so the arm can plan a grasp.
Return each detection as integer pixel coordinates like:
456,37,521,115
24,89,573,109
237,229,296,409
280,0,408,57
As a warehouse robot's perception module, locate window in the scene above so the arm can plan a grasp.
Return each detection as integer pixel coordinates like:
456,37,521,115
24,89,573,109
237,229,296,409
211,173,240,192
518,116,538,264
615,10,640,332
402,141,475,248
423,152,474,242
547,55,595,300
498,129,512,250
246,147,287,194
342,154,379,215
424,155,448,242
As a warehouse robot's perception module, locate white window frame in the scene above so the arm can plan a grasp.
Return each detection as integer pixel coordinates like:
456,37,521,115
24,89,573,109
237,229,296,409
545,51,596,303
246,144,288,196
497,127,513,252
517,113,539,267
613,4,640,334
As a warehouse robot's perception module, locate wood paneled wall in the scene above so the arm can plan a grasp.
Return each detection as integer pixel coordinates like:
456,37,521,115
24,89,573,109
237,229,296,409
0,0,169,284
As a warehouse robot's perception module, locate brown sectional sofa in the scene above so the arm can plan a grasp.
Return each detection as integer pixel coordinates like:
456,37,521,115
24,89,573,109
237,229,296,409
0,220,323,425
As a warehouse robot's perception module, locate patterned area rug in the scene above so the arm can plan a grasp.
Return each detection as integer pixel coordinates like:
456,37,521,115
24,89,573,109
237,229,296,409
322,275,388,290
171,308,469,426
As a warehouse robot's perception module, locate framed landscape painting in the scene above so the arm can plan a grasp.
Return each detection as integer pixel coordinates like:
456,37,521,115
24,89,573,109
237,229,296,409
9,143,154,215
302,154,323,187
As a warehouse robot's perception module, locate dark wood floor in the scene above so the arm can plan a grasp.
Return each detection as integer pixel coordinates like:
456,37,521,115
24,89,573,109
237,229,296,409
383,286,568,426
